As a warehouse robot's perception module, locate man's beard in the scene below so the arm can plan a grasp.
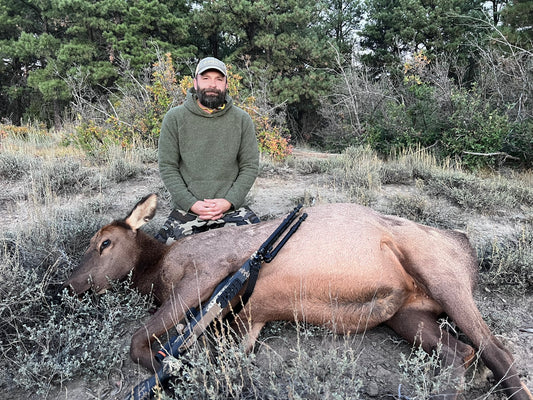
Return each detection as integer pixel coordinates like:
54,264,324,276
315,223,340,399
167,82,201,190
197,88,226,109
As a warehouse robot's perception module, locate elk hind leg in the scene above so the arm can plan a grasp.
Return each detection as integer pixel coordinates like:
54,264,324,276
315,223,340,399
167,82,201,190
386,308,475,400
439,294,533,400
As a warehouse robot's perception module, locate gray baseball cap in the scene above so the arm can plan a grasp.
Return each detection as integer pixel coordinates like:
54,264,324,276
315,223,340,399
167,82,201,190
195,57,227,77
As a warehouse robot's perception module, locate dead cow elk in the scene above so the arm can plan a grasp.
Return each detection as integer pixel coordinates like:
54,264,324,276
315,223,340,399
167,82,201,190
65,194,532,399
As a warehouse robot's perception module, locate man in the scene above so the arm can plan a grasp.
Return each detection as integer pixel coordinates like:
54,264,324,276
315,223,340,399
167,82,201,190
155,57,260,243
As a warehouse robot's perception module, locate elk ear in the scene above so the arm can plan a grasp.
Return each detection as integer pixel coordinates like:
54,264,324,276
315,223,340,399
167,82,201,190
124,194,158,231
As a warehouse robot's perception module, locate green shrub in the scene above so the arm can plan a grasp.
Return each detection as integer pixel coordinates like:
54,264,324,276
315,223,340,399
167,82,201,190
419,170,533,213
441,87,512,169
0,189,156,394
0,234,152,394
297,159,333,175
379,162,414,185
164,330,258,400
398,341,460,399
320,52,532,170
165,322,362,400
363,104,434,155
0,152,36,180
9,282,151,394
65,53,181,154
503,120,533,168
387,194,464,230
266,335,363,400
64,121,108,153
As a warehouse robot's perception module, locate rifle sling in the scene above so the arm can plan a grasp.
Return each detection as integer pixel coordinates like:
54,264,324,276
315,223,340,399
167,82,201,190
226,212,307,322
225,258,261,322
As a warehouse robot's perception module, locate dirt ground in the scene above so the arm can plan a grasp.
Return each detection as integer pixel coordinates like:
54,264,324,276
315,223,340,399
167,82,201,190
2,151,532,400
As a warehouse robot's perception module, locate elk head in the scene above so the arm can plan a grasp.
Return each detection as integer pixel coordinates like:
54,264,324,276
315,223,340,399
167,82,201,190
64,194,158,294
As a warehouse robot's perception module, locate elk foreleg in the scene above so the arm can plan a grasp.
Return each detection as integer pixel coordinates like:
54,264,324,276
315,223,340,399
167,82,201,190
229,307,266,353
130,296,191,372
242,321,266,352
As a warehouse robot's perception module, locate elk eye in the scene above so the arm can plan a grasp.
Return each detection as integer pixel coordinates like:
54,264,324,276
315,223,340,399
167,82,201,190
100,239,111,253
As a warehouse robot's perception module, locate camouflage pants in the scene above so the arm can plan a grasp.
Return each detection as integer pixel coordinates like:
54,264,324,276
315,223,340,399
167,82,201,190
155,206,260,244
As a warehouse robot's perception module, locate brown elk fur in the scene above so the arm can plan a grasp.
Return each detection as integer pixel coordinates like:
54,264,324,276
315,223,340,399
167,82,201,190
65,194,532,400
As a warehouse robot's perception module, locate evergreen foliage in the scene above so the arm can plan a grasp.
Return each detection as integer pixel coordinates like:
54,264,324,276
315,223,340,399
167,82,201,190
359,0,486,69
500,0,533,48
0,0,531,167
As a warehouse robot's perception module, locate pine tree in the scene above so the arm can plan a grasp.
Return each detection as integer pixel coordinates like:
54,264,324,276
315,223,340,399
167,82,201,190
360,0,485,71
191,0,337,138
501,0,533,49
0,0,193,127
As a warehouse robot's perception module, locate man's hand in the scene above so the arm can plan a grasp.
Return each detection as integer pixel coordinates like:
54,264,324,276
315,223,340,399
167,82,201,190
190,199,232,220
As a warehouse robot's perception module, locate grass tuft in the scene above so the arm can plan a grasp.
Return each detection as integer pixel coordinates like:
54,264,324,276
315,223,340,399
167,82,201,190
332,146,382,205
477,224,533,295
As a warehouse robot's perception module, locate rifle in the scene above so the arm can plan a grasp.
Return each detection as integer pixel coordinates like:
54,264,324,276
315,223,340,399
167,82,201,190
125,205,308,400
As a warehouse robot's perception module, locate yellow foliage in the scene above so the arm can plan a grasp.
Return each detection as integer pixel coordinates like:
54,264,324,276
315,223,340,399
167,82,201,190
70,55,291,161
403,51,430,85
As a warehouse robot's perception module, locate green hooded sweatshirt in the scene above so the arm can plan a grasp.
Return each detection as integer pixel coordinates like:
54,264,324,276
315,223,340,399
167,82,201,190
158,88,259,211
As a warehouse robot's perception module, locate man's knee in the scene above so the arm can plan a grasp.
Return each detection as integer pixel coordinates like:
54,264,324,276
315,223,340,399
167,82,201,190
155,210,202,243
222,206,260,226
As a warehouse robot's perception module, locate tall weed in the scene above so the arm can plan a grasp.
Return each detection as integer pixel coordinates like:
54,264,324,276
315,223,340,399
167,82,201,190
104,146,145,183
333,146,382,205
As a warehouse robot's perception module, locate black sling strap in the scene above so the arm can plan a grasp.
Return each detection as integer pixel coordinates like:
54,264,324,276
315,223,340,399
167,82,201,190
229,210,308,319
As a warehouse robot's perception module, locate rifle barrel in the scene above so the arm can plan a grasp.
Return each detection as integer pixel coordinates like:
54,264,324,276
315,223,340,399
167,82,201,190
124,368,167,400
